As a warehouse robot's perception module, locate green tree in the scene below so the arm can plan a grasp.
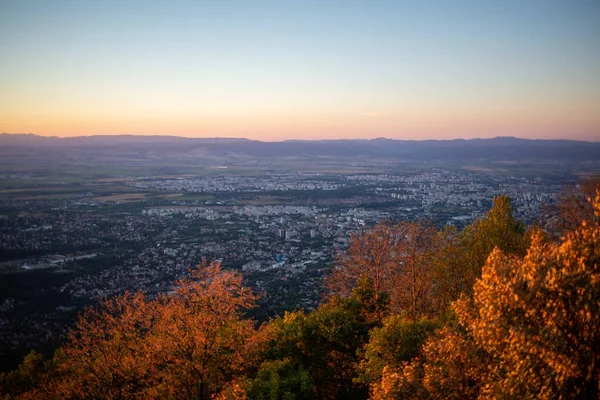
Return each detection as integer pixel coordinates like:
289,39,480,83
458,195,526,292
357,315,439,386
0,350,50,399
246,359,315,400
432,226,471,310
267,276,388,399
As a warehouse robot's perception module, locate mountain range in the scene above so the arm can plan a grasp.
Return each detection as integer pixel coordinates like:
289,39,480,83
1,133,599,162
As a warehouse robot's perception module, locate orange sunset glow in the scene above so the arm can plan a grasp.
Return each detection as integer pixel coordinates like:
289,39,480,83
1,0,599,141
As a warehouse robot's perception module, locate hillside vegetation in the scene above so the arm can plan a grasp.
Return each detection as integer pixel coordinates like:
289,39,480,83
1,183,599,399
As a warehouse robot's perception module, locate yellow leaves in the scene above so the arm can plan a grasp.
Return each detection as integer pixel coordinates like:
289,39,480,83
214,379,249,400
593,189,600,218
369,325,488,399
370,190,600,399
450,192,600,398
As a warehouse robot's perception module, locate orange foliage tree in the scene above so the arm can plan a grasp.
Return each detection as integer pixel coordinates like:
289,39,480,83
371,192,600,399
326,221,442,319
16,261,264,399
371,326,488,400
54,292,159,398
542,176,600,238
150,262,261,398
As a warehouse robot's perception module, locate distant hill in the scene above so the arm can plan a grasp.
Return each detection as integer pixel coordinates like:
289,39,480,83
1,133,599,162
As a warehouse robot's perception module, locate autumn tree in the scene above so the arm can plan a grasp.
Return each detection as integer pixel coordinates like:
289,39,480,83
325,223,398,301
149,262,262,398
456,220,600,398
54,291,159,399
370,326,488,400
326,221,442,319
372,192,600,399
542,176,600,239
12,261,264,399
390,222,442,320
327,199,525,320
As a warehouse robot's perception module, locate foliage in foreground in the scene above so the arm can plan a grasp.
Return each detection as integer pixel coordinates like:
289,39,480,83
372,191,600,399
2,187,599,399
325,195,527,320
1,262,264,399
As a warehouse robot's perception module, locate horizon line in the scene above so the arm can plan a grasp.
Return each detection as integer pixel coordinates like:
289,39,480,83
1,132,598,144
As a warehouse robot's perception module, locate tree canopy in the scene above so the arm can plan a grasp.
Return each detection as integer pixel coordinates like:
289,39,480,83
370,191,600,399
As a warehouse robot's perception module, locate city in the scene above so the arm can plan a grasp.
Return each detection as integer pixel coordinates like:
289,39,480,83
0,160,577,368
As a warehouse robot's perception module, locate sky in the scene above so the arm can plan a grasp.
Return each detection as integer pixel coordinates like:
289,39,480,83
1,0,599,141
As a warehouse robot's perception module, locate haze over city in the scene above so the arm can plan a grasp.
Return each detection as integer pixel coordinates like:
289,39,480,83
1,0,599,141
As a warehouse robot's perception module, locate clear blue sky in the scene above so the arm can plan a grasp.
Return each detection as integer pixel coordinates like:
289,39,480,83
1,0,599,140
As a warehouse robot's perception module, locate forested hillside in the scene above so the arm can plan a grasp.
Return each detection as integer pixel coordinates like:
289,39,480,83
1,182,599,399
